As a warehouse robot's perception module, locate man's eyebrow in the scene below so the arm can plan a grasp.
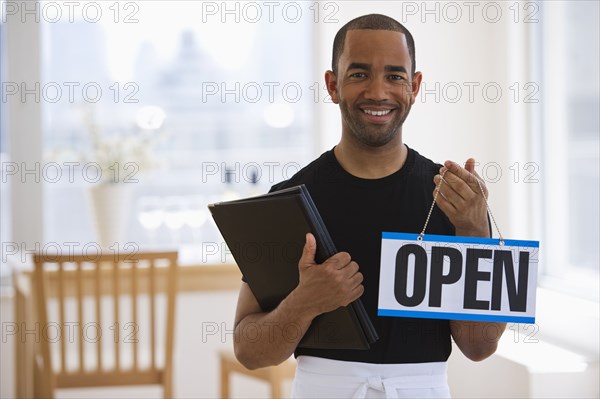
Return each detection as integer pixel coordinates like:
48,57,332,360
385,65,408,73
345,63,409,73
347,62,370,71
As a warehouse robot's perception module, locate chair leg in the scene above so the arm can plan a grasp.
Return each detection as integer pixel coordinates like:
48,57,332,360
270,369,284,399
34,354,55,399
270,379,282,399
163,375,173,398
220,357,230,399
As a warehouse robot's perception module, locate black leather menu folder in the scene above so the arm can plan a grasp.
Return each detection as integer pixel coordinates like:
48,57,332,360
208,184,378,350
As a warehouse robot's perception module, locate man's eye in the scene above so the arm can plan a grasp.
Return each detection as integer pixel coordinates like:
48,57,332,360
349,72,367,78
389,75,407,81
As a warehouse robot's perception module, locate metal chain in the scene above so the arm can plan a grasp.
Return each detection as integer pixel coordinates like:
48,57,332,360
418,170,447,241
418,169,505,245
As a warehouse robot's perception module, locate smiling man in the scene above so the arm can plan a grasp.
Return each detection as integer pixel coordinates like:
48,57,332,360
233,14,505,398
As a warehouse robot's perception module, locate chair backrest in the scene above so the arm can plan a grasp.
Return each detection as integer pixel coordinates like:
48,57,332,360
33,250,178,398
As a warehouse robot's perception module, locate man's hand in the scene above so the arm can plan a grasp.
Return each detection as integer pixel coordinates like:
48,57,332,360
434,158,490,238
292,233,364,317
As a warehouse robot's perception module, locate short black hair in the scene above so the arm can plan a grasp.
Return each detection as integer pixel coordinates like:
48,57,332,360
331,14,416,76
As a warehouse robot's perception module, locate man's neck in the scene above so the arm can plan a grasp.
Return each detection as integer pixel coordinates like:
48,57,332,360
333,138,408,179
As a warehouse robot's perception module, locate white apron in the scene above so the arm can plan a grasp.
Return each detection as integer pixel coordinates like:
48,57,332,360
291,356,451,399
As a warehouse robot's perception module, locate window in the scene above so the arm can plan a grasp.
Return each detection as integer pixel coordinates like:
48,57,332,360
38,1,317,263
538,0,600,300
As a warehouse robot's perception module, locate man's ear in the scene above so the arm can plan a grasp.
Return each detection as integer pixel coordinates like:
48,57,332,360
325,70,339,104
410,71,423,105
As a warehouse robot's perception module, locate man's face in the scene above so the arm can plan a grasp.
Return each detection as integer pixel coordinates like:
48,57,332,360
326,29,422,148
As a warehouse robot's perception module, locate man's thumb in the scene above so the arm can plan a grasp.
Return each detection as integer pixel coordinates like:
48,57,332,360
299,233,317,266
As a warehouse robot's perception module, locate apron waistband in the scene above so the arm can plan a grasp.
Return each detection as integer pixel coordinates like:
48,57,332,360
294,356,449,399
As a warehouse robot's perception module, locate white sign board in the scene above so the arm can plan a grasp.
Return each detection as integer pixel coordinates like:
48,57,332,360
378,232,539,323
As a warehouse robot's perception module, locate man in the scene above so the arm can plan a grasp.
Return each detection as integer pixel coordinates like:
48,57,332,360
233,14,506,398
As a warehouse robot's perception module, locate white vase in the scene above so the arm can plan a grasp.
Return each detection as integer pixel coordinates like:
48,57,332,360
88,183,135,248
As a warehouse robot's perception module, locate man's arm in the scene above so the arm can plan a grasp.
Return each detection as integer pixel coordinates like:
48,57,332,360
434,158,507,361
233,233,364,369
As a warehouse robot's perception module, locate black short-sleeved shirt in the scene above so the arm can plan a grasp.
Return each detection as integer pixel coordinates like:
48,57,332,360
270,146,456,364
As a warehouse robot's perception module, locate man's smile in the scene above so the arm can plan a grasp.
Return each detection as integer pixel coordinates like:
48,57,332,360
358,106,397,123
362,109,392,116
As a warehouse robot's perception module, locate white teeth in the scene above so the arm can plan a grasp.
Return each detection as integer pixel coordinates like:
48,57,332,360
363,109,391,116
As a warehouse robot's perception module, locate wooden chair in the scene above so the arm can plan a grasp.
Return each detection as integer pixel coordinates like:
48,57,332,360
219,349,296,398
33,251,178,398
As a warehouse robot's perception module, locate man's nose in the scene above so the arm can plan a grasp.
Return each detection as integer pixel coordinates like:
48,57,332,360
364,77,389,102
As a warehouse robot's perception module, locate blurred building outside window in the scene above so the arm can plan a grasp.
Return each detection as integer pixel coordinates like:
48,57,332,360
35,1,317,264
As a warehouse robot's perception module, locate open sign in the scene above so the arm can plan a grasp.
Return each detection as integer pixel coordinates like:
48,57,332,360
378,233,539,323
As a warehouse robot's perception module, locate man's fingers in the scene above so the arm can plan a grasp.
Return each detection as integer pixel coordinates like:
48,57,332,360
464,158,476,174
464,158,485,184
345,261,360,277
440,160,481,195
445,160,479,192
435,172,467,204
349,283,365,303
434,186,458,215
463,158,488,197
